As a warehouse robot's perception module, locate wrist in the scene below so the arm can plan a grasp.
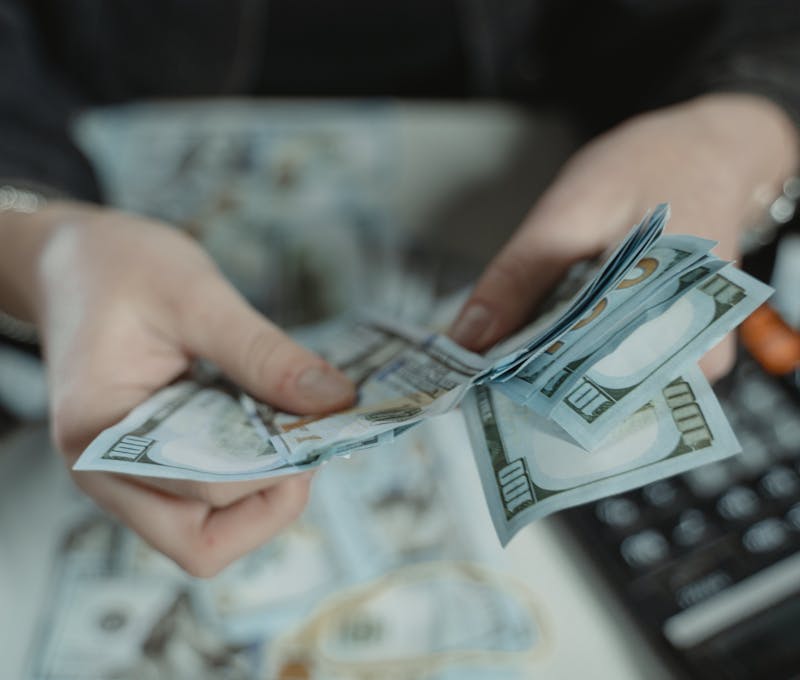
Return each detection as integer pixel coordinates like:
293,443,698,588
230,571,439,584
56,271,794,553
0,199,97,323
683,93,799,217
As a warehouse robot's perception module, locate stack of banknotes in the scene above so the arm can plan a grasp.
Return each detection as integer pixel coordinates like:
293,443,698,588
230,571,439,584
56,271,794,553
31,415,546,679
75,204,772,544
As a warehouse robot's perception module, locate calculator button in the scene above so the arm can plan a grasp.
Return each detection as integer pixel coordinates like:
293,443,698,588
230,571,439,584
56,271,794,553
759,466,800,500
685,462,733,498
642,480,679,508
621,530,670,569
742,518,789,554
735,432,771,474
740,377,781,415
674,568,734,610
717,486,760,520
773,416,800,452
672,509,710,548
786,503,800,530
595,497,640,529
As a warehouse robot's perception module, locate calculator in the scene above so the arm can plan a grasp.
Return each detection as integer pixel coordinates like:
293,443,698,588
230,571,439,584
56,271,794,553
562,213,800,680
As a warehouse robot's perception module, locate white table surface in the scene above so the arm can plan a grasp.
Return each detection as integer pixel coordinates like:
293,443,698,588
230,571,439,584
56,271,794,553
0,419,674,679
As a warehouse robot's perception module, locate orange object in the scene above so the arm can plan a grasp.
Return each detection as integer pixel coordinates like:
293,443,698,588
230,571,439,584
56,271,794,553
740,304,800,375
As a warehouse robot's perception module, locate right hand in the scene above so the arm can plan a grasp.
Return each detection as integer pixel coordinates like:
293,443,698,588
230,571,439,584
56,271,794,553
449,94,799,383
11,201,355,577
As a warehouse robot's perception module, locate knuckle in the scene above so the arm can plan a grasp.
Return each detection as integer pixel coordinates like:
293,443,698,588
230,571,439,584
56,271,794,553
200,485,242,509
194,483,223,507
176,540,227,579
204,480,277,508
173,480,312,578
244,327,281,385
177,273,224,332
293,478,312,511
50,401,83,458
243,327,305,394
484,250,534,300
173,261,234,337
179,553,223,579
281,478,312,521
288,492,309,524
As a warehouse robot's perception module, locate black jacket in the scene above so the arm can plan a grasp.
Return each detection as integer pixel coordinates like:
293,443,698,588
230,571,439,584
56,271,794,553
2,0,799,202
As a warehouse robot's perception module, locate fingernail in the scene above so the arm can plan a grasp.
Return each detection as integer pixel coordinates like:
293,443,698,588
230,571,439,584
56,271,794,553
296,365,354,405
449,304,493,348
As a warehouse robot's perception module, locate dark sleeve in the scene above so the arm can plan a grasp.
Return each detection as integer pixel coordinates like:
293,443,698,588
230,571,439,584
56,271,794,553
659,0,800,132
528,0,800,138
0,0,102,202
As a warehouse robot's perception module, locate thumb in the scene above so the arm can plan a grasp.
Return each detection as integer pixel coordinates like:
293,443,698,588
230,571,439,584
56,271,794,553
180,276,355,414
448,232,580,352
448,196,634,352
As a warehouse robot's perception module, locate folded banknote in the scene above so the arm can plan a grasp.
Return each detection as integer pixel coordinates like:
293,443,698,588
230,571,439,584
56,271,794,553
74,204,771,543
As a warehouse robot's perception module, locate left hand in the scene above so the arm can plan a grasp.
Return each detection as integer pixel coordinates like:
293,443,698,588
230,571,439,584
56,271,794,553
9,203,355,577
449,93,799,382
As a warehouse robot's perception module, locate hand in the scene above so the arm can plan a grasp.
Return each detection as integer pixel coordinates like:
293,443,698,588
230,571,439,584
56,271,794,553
6,202,355,577
450,93,799,382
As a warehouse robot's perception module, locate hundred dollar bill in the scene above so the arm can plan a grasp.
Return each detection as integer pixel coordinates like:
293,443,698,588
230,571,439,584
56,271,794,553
463,366,739,545
547,264,772,450
485,204,668,377
265,562,542,680
71,380,305,482
74,316,489,480
504,256,729,416
249,315,488,464
497,234,718,405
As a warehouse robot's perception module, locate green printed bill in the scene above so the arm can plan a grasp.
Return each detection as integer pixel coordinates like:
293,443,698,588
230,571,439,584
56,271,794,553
73,315,490,482
462,367,739,546
265,562,542,680
545,265,772,449
496,235,719,406
483,204,669,375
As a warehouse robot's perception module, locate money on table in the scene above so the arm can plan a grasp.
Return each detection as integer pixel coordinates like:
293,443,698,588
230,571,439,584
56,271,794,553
74,204,773,543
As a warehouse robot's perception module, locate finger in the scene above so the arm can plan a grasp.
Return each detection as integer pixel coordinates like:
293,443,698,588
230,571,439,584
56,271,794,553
49,319,189,461
699,334,737,383
180,275,354,414
74,470,313,577
448,197,629,351
134,475,287,508
199,474,312,570
448,242,576,351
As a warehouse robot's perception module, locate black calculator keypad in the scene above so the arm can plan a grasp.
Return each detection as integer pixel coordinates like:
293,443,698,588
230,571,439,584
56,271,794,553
563,353,800,679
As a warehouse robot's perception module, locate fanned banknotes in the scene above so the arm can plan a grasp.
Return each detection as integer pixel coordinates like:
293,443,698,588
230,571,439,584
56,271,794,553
464,367,739,545
74,204,772,543
74,316,488,482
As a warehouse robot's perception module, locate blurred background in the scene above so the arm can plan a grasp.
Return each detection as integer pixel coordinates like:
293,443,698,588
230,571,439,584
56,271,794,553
1,98,799,679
